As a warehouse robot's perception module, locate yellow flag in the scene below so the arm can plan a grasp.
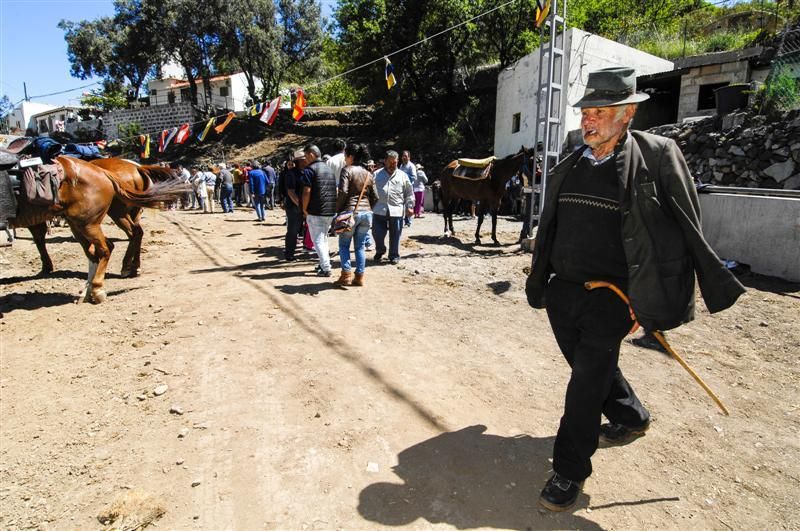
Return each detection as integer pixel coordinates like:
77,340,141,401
535,0,551,28
197,117,214,142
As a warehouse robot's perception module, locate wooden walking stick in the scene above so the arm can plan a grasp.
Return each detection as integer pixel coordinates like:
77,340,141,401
585,281,730,416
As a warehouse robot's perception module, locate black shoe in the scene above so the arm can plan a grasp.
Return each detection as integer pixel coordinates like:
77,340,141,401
539,473,582,512
599,421,650,447
316,269,331,277
390,257,400,265
631,332,668,354
284,255,296,262
373,253,383,263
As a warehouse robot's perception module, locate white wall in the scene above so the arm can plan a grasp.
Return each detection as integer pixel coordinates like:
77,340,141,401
9,101,56,133
699,193,800,282
494,28,674,157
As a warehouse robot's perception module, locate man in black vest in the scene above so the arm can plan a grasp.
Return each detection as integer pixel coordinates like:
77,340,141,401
301,144,338,276
525,67,745,511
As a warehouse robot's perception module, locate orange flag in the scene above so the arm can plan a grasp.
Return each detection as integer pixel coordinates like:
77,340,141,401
292,89,306,121
214,112,235,134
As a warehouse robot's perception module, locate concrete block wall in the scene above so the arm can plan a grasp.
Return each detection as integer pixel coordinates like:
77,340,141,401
677,61,750,122
103,103,198,141
65,118,101,138
699,193,800,282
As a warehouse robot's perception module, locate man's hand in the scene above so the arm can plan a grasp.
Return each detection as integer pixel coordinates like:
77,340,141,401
406,207,413,217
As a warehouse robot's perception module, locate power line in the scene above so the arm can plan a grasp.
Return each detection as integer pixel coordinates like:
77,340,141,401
306,0,518,89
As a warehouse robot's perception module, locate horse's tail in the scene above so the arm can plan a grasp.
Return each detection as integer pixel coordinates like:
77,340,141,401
137,165,177,183
105,171,191,208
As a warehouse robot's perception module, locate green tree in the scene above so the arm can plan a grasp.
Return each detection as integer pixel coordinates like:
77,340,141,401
0,95,13,133
80,81,129,112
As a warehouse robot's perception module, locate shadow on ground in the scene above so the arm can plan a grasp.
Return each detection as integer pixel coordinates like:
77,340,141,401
0,286,145,314
358,425,600,530
359,425,679,529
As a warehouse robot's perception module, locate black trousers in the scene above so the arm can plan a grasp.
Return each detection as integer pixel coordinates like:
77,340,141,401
545,277,650,482
284,203,303,259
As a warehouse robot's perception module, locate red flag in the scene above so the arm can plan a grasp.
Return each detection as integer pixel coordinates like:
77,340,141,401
260,97,281,125
292,89,306,121
174,123,191,145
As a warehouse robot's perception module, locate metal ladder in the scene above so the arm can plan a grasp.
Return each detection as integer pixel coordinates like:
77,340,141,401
527,0,567,236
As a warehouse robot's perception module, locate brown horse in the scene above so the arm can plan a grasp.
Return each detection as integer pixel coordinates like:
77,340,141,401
440,147,530,245
9,156,188,303
90,158,179,278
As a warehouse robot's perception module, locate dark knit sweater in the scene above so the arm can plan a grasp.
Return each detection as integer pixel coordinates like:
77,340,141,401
549,155,628,285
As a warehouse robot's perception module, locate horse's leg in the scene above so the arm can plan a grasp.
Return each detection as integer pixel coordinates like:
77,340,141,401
475,208,484,245
110,206,143,277
491,209,499,245
28,223,54,274
69,220,113,303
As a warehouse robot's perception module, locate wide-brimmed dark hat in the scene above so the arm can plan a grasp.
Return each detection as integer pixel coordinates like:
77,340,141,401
572,67,649,108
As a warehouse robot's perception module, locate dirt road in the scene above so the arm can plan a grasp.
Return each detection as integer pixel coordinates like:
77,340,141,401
1,205,798,529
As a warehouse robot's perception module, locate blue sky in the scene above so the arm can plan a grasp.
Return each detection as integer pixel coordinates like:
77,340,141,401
0,0,337,109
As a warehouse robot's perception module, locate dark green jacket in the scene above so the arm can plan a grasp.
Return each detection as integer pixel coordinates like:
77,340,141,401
525,131,745,331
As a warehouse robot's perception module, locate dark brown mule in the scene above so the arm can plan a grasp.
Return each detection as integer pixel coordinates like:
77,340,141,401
439,147,530,245
24,156,187,303
91,158,178,278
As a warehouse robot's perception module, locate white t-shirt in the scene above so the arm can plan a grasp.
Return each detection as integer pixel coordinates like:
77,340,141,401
326,152,346,185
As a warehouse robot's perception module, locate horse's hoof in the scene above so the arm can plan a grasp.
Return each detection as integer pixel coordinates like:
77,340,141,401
475,239,482,245
121,268,140,278
492,239,501,246
90,290,107,304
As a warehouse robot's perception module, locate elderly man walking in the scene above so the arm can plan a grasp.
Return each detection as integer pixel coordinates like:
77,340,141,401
525,67,745,511
301,144,338,276
372,150,414,265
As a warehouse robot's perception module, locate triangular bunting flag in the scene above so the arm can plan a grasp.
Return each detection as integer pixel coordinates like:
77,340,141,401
535,0,551,28
175,124,191,144
260,97,281,126
197,117,215,142
140,134,150,158
162,127,178,152
214,112,235,134
159,129,168,153
292,89,306,121
385,57,397,90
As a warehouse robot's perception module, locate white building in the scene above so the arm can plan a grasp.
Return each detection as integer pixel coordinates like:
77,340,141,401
8,101,57,134
30,106,83,135
494,28,674,157
147,72,263,112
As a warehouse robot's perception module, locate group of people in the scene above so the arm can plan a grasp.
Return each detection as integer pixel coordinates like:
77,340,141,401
173,140,428,287
282,141,428,286
173,160,278,217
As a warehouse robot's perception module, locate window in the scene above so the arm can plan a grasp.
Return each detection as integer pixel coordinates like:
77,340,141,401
150,89,158,95
168,92,176,104
698,82,728,110
219,86,229,97
180,88,190,102
512,112,521,133
38,120,48,132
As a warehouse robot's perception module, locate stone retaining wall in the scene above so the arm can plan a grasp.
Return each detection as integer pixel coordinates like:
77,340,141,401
103,103,198,141
648,110,800,190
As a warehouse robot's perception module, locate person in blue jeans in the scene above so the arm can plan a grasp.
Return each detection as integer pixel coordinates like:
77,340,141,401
372,150,414,265
248,162,268,221
334,143,379,286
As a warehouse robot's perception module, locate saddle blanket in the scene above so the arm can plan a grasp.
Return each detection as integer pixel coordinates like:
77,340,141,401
453,163,492,181
0,171,17,224
457,155,496,168
22,164,63,206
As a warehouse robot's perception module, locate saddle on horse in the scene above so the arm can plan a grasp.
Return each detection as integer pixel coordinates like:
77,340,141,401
453,156,496,181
